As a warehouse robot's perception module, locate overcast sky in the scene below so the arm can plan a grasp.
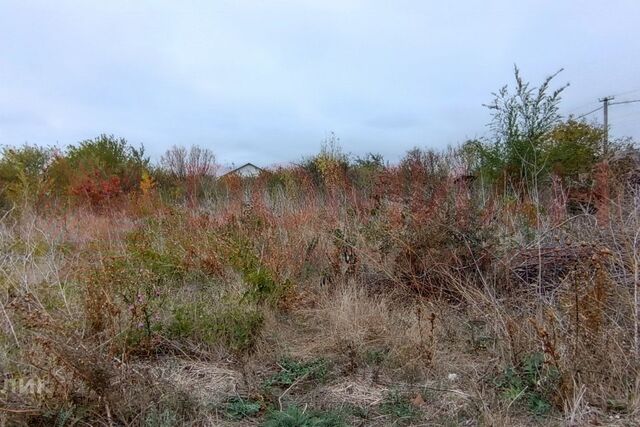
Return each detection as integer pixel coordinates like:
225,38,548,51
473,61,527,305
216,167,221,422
1,1,639,166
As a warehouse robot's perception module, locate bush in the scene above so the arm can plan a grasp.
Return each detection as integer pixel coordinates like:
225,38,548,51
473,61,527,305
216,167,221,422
168,303,264,352
546,119,604,177
0,144,53,209
66,134,147,181
229,237,292,305
301,133,350,190
56,134,148,206
350,152,385,194
471,66,568,194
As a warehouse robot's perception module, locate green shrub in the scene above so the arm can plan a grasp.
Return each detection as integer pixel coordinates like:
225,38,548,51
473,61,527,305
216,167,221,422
66,134,147,182
546,119,604,176
52,134,148,205
349,152,384,194
229,237,291,305
88,254,168,344
264,357,328,388
168,303,263,352
85,224,190,347
0,144,53,209
262,405,345,427
494,352,559,416
470,66,568,193
124,226,187,283
224,397,262,420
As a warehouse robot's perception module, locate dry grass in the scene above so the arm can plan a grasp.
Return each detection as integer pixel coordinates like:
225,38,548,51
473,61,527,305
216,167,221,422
2,159,640,426
149,358,242,405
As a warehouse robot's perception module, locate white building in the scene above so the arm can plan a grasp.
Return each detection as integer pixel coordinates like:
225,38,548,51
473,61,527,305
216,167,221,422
220,163,263,179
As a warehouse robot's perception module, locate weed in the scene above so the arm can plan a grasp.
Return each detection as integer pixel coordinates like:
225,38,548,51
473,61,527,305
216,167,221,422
264,358,328,388
224,396,262,419
467,319,494,351
379,390,421,424
262,405,345,427
494,352,558,416
2,106,640,426
144,408,179,427
168,303,264,351
364,348,388,366
364,347,388,381
229,237,292,305
344,403,370,420
86,253,167,347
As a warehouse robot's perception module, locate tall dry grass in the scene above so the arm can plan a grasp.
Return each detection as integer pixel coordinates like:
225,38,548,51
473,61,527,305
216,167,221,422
1,153,639,425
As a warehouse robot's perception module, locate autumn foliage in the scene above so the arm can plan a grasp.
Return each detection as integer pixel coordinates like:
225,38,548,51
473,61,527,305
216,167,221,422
1,72,640,425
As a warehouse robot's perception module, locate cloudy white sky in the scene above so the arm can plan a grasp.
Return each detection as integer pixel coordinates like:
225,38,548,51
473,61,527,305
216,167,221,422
1,1,639,166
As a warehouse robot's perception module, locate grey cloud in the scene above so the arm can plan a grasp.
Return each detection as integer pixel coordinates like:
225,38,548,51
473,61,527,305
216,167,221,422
365,114,421,130
0,0,638,164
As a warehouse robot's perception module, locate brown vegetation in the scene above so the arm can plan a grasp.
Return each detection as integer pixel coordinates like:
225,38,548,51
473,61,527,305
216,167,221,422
1,72,640,426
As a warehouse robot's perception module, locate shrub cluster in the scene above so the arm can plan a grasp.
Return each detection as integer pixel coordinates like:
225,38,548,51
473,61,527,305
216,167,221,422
1,68,639,425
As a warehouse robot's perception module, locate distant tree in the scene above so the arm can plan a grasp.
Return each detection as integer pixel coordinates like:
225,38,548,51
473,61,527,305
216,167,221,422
350,152,385,193
62,134,148,190
546,119,605,177
0,144,53,209
160,145,216,202
185,146,216,178
160,145,188,179
0,144,52,180
161,145,216,180
44,134,148,207
353,152,384,170
301,132,350,189
400,148,446,177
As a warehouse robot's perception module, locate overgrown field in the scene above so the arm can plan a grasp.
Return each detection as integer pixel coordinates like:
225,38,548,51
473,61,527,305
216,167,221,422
2,72,640,426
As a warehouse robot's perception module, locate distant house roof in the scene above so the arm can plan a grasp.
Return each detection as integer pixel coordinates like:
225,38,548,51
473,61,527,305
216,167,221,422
220,162,264,178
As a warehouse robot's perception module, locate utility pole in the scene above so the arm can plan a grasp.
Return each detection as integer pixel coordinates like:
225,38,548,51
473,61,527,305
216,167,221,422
577,96,640,152
598,96,614,154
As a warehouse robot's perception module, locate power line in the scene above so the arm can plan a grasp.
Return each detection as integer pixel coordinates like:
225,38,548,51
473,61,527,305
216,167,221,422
574,105,603,119
588,96,640,151
614,105,640,117
569,96,640,153
610,99,640,106
611,88,640,97
573,99,640,120
566,99,601,115
569,91,640,118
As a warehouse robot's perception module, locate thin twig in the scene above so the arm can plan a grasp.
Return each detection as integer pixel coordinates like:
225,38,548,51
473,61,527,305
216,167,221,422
278,371,311,411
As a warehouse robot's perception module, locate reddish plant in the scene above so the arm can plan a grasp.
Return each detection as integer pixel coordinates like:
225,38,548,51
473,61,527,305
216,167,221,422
70,170,124,209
